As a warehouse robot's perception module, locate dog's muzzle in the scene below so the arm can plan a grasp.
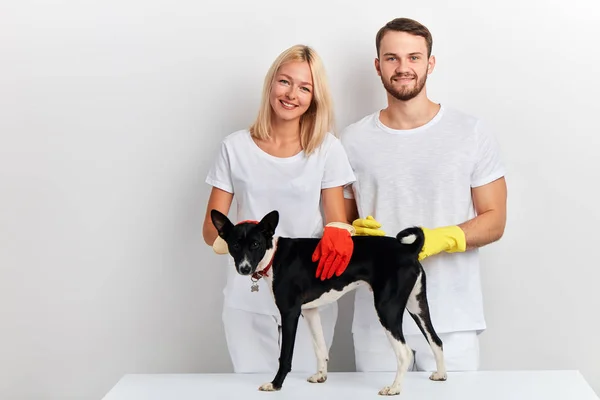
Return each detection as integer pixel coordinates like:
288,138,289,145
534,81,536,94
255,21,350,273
239,266,251,275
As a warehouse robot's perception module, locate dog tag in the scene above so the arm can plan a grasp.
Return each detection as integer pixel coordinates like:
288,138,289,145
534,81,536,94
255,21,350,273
251,281,259,292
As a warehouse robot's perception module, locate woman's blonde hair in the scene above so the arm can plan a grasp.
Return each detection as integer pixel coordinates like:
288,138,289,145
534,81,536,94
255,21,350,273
249,44,334,155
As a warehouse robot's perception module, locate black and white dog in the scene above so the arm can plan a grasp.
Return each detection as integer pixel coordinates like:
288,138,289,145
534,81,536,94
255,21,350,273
211,209,447,396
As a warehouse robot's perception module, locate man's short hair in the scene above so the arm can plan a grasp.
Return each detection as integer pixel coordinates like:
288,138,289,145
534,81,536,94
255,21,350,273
376,18,433,58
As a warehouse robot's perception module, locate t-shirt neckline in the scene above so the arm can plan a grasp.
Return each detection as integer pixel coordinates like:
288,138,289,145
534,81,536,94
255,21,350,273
375,104,445,135
246,131,305,163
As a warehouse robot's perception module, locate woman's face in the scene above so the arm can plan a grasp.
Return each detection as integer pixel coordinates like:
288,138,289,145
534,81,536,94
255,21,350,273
269,61,314,123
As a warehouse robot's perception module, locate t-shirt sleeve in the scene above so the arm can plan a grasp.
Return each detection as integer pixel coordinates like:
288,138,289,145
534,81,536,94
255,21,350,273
205,140,234,194
343,184,355,199
322,137,356,189
471,119,506,188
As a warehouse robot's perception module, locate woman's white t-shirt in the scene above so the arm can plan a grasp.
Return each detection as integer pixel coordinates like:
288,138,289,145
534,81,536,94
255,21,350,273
206,129,356,315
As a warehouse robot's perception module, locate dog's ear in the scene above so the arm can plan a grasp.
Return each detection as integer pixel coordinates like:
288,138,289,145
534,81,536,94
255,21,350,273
258,210,279,237
211,209,233,238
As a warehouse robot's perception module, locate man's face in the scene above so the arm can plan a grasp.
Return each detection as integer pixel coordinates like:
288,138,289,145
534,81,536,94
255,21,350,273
376,31,434,101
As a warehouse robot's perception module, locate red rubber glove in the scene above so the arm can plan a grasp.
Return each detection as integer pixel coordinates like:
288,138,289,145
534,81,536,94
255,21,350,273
312,225,354,280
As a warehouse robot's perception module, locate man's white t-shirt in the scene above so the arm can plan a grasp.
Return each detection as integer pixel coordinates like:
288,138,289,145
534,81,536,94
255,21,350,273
340,105,505,336
206,129,356,316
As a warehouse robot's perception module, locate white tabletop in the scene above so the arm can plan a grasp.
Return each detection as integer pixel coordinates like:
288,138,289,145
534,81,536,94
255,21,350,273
102,370,599,400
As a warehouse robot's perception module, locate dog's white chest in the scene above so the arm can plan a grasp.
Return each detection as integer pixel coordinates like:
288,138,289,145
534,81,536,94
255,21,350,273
301,281,365,309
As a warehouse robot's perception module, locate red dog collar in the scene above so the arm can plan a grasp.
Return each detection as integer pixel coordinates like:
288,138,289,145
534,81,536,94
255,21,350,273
252,255,273,280
237,220,258,225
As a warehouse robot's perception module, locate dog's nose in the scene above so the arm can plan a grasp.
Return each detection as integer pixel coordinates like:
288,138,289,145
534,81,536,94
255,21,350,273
240,266,251,275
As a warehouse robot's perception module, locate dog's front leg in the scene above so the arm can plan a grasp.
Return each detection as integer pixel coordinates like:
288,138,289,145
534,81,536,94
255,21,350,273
258,307,301,392
302,307,328,383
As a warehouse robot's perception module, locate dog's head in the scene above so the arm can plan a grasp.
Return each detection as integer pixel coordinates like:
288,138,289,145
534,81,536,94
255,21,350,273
210,209,279,276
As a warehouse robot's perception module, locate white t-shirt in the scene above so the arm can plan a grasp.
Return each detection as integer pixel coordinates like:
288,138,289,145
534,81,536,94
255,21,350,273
206,129,356,315
340,105,505,335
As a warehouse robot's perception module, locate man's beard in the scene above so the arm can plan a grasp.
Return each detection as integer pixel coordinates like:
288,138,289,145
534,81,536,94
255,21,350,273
382,72,427,101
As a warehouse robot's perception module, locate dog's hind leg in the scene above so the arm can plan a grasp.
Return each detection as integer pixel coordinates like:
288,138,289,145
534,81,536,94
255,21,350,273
259,307,302,392
373,297,413,396
406,270,447,381
302,307,328,384
380,329,413,396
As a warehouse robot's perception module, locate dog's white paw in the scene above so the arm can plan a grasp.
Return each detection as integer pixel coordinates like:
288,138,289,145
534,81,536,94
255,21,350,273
258,382,278,391
378,385,401,396
429,371,447,381
307,371,327,383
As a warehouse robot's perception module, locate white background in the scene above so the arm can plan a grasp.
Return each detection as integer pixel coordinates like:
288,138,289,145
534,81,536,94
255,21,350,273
1,0,599,399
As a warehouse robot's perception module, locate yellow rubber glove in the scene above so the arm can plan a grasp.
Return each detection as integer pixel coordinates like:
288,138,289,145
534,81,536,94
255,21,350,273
352,216,386,236
418,226,466,261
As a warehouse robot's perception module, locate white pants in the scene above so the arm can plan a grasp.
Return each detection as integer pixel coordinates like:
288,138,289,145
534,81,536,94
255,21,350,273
353,328,480,372
222,303,338,373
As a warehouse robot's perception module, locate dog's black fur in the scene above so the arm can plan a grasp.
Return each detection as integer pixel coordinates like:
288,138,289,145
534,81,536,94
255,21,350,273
211,209,447,396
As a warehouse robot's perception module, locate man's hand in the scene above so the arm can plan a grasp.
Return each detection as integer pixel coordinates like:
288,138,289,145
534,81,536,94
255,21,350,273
419,226,466,261
353,216,386,236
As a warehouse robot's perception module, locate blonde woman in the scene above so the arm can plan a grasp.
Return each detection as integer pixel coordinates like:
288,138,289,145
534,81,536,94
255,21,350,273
202,45,356,373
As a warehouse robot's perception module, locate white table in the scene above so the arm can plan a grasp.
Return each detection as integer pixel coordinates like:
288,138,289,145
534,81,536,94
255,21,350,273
102,370,599,399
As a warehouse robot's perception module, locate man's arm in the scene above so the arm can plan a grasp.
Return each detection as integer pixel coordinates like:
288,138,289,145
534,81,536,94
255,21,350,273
458,177,507,250
344,198,359,225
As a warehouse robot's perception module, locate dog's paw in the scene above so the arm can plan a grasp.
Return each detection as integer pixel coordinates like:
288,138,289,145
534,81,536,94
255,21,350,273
307,371,327,383
378,385,401,396
258,382,279,391
429,371,447,381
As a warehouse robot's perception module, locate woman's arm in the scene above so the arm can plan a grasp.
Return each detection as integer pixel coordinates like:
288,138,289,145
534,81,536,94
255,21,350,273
202,187,234,246
321,186,348,225
314,185,354,280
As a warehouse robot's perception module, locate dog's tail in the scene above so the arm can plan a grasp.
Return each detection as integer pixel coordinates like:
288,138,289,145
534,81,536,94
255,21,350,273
396,227,425,258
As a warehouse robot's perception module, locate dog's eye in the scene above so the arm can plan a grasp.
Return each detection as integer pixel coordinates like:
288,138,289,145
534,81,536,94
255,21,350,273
250,241,259,249
231,243,240,250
